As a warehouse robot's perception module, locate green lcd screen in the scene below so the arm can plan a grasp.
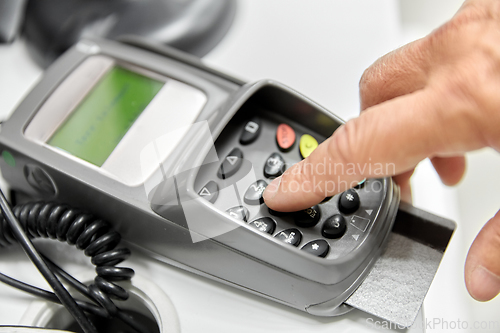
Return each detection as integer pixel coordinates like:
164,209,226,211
48,66,164,166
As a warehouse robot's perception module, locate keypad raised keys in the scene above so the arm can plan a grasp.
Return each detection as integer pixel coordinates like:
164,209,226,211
276,123,296,152
217,147,243,179
274,228,302,246
299,134,318,159
198,180,219,203
248,217,276,234
240,117,261,145
322,214,347,239
301,240,330,258
294,205,321,228
339,189,360,214
226,206,249,222
244,180,268,205
264,152,285,178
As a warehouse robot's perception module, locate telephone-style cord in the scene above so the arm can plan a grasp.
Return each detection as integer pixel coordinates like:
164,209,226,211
0,194,152,333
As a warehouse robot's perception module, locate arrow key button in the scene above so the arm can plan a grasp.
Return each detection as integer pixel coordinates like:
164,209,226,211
198,180,219,203
217,148,243,179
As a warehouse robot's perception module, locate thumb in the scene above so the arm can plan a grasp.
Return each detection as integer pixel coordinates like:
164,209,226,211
465,210,500,301
263,88,485,212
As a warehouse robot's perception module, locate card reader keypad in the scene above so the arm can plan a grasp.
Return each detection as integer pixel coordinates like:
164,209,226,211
195,114,386,260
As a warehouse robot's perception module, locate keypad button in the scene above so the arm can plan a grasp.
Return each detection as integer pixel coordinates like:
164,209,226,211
322,214,347,239
217,148,243,179
226,206,249,222
301,240,330,258
244,180,268,205
299,134,318,159
276,123,296,152
198,180,219,203
338,189,360,214
248,217,276,234
294,205,321,228
264,152,285,178
240,117,261,145
274,228,302,246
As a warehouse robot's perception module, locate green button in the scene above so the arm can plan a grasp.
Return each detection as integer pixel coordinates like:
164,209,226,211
299,134,318,159
2,151,15,167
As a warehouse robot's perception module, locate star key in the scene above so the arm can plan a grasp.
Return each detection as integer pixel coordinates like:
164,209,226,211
301,240,330,257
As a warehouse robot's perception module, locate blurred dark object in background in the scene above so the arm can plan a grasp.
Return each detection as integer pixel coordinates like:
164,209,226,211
3,0,236,68
0,0,27,43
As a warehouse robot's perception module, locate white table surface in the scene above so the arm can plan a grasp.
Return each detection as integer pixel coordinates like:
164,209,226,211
0,1,499,332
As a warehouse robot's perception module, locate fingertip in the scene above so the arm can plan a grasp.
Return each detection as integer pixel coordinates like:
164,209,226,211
431,156,466,186
465,211,500,302
465,258,500,301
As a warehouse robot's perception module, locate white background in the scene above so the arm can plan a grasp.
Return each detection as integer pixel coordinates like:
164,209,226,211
0,1,499,332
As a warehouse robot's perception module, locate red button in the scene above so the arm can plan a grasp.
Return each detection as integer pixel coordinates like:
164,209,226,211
276,123,296,152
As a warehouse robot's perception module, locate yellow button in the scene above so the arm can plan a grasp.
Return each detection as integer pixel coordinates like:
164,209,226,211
299,134,318,158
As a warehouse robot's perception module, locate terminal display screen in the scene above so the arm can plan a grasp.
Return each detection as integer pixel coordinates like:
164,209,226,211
48,66,164,166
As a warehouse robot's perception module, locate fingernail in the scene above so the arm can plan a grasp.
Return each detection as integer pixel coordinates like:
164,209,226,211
469,265,500,301
263,176,282,202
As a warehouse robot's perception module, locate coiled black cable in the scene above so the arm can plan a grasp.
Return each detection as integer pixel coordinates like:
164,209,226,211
0,202,136,320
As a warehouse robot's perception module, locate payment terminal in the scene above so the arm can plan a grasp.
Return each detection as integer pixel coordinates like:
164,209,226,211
0,38,449,322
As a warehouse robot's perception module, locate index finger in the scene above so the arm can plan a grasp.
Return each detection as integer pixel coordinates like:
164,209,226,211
263,88,484,211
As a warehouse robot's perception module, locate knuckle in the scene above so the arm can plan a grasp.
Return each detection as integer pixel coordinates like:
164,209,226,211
359,64,379,108
359,52,399,108
431,46,500,147
359,63,378,93
359,51,400,96
360,41,429,110
458,0,500,22
424,8,500,147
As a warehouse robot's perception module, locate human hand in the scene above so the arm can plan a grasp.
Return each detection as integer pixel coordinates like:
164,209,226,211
263,0,500,301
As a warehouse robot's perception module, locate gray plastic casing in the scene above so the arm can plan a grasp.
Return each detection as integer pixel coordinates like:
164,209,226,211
0,38,400,315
